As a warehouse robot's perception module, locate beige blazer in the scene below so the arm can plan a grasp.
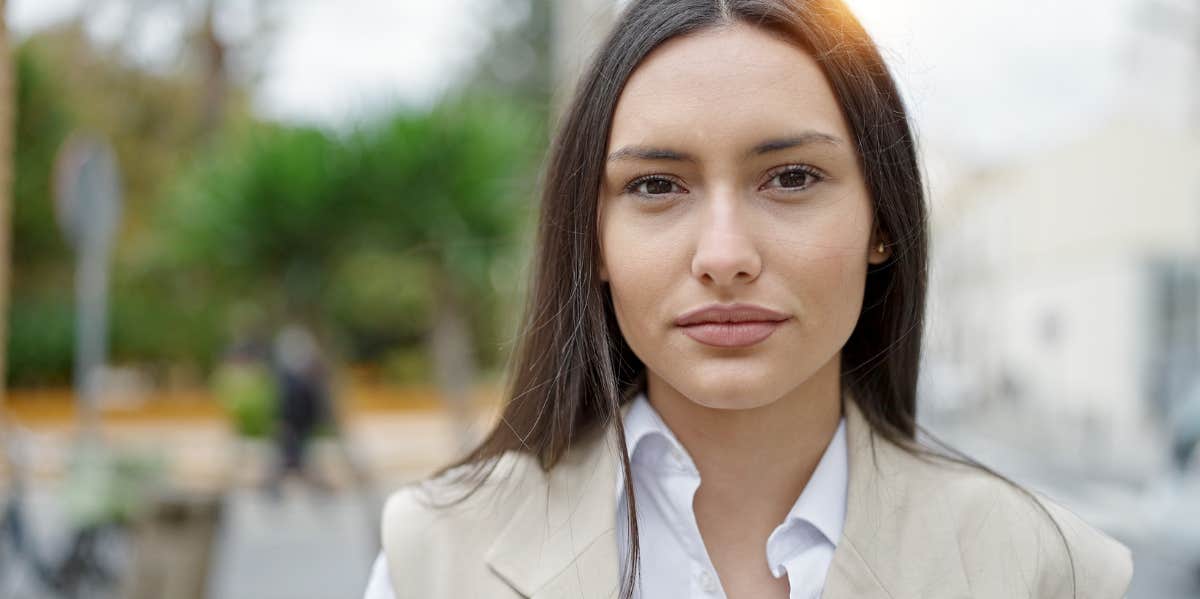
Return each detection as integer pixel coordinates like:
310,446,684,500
381,397,1133,598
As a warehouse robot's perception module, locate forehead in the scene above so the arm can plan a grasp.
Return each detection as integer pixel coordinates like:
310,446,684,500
608,22,849,154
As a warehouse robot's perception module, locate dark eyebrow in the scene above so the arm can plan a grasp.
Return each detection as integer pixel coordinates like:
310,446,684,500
748,131,842,156
606,146,698,163
606,130,843,163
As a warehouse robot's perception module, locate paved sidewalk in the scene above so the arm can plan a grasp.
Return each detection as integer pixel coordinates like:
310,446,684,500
5,401,492,599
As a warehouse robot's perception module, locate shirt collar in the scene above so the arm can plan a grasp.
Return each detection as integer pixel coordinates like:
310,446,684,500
615,390,701,490
765,413,847,574
615,390,849,573
625,390,690,458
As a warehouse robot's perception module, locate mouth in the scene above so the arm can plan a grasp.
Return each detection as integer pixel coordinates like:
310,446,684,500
678,321,786,348
674,303,791,348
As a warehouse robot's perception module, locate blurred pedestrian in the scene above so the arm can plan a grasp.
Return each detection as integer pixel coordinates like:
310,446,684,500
268,324,333,495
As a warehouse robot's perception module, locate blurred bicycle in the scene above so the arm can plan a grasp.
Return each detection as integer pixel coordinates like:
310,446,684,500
0,422,135,599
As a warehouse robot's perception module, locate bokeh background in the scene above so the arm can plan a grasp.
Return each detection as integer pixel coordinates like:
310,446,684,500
0,0,1197,597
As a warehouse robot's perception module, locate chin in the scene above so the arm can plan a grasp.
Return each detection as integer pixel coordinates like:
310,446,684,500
676,380,782,411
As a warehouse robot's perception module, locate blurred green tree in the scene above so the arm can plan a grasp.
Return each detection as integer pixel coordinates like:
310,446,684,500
343,93,542,424
7,20,261,386
7,42,76,386
148,94,543,417
6,1,553,394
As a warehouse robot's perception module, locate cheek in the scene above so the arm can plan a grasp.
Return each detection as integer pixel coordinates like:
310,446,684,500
600,204,699,364
787,217,871,334
800,245,868,334
601,210,677,321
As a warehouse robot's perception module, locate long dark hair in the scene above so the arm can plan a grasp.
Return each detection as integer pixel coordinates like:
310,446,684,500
426,1,1074,597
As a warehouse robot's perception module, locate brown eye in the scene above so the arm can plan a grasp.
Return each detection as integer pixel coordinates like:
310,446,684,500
644,179,675,194
764,165,825,192
625,175,686,198
778,170,812,188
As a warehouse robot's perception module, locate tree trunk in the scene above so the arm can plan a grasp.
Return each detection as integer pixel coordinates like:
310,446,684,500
199,0,229,138
550,0,615,120
428,271,478,451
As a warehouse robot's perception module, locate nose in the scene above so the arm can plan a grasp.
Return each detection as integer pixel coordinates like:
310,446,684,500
690,192,762,287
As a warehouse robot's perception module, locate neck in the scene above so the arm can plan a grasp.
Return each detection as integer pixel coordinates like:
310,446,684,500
645,354,844,523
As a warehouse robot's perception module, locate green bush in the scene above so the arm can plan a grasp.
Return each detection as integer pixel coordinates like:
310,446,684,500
7,291,74,386
212,361,277,438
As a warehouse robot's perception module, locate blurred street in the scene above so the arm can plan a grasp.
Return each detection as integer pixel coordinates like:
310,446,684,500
5,397,1197,599
3,394,492,599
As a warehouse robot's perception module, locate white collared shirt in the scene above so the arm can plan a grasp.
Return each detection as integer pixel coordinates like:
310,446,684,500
363,391,848,599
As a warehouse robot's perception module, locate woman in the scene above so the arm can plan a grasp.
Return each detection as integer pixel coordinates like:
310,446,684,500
364,0,1133,597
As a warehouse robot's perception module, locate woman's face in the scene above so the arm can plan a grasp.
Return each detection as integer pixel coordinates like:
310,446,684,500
598,22,890,410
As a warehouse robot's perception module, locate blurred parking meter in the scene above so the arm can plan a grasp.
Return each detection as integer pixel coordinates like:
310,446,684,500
53,133,122,438
53,136,224,598
66,444,225,599
122,491,224,599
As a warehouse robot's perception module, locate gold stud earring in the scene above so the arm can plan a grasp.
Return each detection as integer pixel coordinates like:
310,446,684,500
876,241,886,254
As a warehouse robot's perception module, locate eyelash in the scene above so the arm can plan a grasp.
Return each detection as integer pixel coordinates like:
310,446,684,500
622,164,826,198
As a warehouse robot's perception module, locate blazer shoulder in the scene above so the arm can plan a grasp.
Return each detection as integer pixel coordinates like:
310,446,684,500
380,450,543,598
1028,489,1133,598
910,451,1133,598
382,448,543,538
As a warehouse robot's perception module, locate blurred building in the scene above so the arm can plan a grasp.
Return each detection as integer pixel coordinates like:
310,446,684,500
927,117,1200,468
924,0,1200,476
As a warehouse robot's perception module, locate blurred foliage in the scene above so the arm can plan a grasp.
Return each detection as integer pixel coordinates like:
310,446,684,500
143,92,544,379
12,41,73,271
7,6,549,388
8,23,255,386
212,361,278,437
8,41,76,386
8,290,75,386
17,23,253,242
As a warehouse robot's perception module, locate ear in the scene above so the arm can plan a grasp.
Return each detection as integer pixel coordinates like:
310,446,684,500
868,229,892,265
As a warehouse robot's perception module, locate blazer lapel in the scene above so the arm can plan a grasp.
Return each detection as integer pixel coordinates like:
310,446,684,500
485,408,628,599
484,394,973,599
821,396,972,599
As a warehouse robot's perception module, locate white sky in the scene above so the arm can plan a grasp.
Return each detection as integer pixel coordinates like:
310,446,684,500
8,0,1165,165
849,0,1139,163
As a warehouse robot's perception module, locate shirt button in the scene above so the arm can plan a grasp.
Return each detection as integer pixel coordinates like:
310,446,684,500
697,569,717,593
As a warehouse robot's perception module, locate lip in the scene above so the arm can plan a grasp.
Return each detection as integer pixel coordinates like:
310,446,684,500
675,303,791,348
